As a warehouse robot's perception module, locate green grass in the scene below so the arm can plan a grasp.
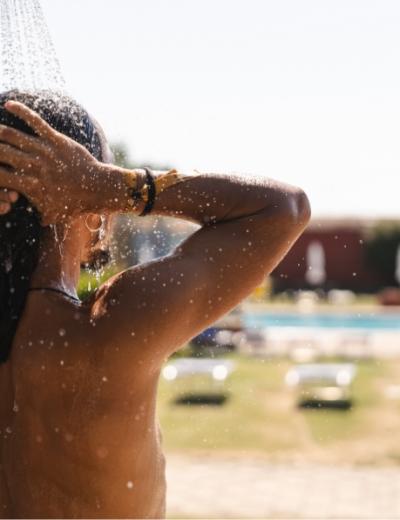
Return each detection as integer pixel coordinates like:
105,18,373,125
77,266,120,299
158,357,299,452
158,355,399,464
303,361,386,445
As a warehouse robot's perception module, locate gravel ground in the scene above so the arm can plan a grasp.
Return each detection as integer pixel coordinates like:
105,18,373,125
166,454,400,519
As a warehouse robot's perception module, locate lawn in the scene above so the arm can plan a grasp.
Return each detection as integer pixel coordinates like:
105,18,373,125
158,355,400,466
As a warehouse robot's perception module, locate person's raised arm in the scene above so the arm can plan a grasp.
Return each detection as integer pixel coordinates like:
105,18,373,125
0,101,307,228
91,171,310,365
0,102,311,370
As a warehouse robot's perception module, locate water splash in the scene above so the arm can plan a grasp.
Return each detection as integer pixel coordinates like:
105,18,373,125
0,0,66,92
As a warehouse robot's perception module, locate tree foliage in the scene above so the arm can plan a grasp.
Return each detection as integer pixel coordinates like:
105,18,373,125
110,142,172,171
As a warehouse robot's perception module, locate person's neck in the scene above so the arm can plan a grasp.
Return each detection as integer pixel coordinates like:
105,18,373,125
29,224,81,299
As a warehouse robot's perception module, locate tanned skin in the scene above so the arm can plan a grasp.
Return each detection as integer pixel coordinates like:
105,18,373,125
0,101,311,519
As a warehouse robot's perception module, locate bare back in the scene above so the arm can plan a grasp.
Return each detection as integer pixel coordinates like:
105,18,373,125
0,292,165,519
0,98,311,519
0,151,310,518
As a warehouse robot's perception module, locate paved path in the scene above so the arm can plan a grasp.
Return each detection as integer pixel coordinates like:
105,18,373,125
166,454,400,518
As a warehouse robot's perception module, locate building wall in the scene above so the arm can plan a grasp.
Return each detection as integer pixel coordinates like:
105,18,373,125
272,224,385,293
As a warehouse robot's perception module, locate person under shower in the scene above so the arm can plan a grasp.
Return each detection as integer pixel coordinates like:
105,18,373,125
0,91,310,518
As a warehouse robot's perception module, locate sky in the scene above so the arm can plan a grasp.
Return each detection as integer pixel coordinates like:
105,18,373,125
36,0,400,217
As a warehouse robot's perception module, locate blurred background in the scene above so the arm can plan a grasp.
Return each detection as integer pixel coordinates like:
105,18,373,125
43,1,400,517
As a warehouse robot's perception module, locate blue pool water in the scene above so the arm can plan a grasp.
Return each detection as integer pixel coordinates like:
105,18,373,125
245,312,400,331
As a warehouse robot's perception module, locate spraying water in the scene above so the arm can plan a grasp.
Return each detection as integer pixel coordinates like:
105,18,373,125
0,0,65,92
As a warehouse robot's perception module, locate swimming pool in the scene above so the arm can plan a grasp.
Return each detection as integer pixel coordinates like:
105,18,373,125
245,311,400,331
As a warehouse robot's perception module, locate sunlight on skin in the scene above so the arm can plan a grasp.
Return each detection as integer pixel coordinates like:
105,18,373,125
0,99,310,518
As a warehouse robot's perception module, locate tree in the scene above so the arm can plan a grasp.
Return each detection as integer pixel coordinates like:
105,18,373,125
110,142,172,171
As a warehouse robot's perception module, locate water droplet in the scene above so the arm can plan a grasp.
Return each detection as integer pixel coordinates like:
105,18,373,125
0,0,66,91
96,446,109,459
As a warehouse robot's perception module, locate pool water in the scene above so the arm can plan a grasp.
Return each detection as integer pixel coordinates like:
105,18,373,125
245,311,400,331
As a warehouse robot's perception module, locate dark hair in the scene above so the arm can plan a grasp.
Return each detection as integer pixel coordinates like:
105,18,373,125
0,90,103,364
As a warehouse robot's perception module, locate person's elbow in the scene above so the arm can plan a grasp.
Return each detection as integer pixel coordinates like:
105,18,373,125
277,187,311,230
290,187,311,226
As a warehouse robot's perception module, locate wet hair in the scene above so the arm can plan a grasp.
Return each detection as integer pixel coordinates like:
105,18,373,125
0,90,103,364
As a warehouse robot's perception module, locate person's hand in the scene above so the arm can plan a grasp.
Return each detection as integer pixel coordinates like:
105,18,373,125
0,188,19,215
0,101,109,225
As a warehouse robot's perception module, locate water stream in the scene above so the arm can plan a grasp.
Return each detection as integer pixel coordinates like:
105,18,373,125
0,0,65,92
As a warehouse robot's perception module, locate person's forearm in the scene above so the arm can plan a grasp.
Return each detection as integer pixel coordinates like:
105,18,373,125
98,166,309,226
0,102,309,226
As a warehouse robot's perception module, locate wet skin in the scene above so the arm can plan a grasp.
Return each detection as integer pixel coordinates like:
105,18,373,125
0,102,311,518
0,293,166,519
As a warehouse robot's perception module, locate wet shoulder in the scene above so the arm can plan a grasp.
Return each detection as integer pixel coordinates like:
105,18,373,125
10,292,98,374
11,291,158,393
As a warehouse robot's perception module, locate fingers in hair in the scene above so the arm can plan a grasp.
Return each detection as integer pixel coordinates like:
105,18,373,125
0,188,19,203
0,166,38,192
0,124,45,153
0,201,11,214
4,101,55,141
0,143,37,170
